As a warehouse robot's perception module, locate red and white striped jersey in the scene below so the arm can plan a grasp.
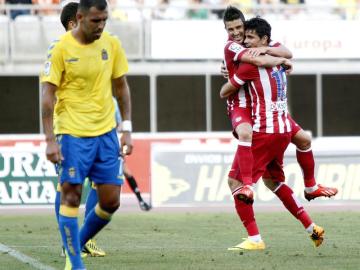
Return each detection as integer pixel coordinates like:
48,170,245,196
223,40,251,112
230,63,292,134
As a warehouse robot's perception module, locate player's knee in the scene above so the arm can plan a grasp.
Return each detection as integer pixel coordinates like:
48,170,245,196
236,129,252,142
60,183,82,207
263,178,278,192
297,139,311,151
62,193,81,207
294,131,312,150
228,178,243,192
101,199,120,214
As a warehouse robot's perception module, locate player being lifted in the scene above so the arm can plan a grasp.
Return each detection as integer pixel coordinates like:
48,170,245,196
220,17,325,250
221,6,337,204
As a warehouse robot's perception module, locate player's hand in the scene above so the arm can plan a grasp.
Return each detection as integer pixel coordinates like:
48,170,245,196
45,141,62,164
246,47,267,58
121,132,133,156
220,61,229,79
281,59,293,75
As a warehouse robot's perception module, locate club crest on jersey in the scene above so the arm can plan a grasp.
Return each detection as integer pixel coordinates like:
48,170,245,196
101,49,108,60
68,167,76,178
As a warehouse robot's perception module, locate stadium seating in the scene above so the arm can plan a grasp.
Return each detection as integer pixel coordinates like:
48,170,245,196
106,20,144,60
0,15,10,63
42,15,64,45
10,15,47,62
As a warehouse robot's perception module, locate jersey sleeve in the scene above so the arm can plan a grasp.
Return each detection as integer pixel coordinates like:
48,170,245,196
111,36,129,79
40,40,64,86
269,40,281,48
224,41,248,63
230,63,258,88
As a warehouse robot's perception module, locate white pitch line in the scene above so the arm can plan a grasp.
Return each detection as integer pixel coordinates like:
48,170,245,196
0,242,56,270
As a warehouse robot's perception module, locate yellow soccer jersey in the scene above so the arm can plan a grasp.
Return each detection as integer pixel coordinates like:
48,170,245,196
41,31,129,137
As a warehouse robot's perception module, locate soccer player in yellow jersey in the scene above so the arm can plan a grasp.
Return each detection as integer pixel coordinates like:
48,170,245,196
41,0,132,269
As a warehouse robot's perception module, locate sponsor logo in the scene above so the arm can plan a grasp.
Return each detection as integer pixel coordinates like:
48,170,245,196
65,58,79,63
270,100,287,112
152,162,190,203
228,42,243,54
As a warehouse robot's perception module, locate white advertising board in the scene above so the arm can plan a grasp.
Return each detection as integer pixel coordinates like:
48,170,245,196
151,137,360,207
151,20,359,60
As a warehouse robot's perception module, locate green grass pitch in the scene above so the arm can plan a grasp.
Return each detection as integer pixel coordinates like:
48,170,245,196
1,211,359,270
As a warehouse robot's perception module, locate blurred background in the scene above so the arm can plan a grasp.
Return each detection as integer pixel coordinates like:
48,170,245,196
1,0,360,135
0,0,359,208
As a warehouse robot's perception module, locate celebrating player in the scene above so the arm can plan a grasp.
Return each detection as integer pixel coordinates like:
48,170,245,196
221,6,337,203
220,17,325,250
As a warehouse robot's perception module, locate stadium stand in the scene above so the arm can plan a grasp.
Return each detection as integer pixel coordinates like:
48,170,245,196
106,20,144,59
42,15,64,45
0,14,9,63
10,14,47,62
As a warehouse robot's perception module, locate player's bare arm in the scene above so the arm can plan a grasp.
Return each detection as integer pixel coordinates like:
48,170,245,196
242,54,293,72
113,75,133,155
41,82,62,163
247,45,293,59
220,81,238,99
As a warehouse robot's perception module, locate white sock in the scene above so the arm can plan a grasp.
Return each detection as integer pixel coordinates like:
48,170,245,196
306,223,315,234
248,234,262,243
305,185,318,193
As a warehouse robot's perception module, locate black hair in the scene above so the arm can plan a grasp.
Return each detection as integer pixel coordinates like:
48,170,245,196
245,17,271,42
79,0,107,13
223,6,245,24
60,2,79,30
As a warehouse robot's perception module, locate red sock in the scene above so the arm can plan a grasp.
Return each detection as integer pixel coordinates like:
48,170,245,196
233,194,259,236
296,148,316,187
236,143,253,186
275,184,312,229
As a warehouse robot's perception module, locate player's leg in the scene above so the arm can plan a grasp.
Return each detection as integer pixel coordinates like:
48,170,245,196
227,137,267,251
263,133,324,247
55,182,61,223
291,129,338,201
82,181,106,257
264,178,324,247
54,181,67,257
264,133,324,248
229,107,254,202
60,182,85,269
79,129,122,252
289,117,338,200
80,184,121,249
57,134,94,270
227,177,264,251
84,181,98,219
124,164,151,211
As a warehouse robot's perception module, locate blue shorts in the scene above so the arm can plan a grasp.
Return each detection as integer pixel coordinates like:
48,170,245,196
56,129,124,186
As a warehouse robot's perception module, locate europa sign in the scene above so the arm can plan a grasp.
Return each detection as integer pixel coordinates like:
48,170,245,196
151,143,360,207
